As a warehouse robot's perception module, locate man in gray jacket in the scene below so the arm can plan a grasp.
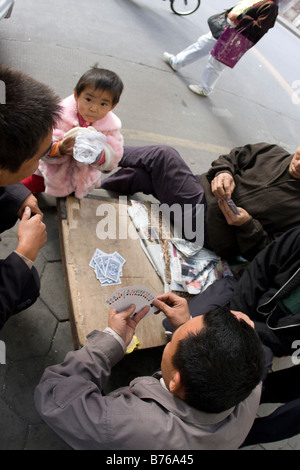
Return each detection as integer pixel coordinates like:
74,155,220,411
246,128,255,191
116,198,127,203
34,294,264,450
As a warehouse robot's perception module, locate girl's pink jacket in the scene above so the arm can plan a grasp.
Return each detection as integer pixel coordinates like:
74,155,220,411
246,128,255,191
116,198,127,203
38,94,124,199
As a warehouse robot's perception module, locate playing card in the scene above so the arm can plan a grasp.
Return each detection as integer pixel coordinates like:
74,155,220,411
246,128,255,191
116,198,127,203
106,285,157,317
89,248,106,269
112,251,126,266
94,256,105,276
89,249,125,286
105,258,121,282
225,198,240,215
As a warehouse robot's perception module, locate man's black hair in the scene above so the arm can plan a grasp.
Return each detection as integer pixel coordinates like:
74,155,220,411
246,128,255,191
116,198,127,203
0,66,61,172
172,306,264,413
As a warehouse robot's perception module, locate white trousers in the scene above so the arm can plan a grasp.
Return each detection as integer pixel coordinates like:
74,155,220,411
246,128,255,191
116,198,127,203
172,32,227,95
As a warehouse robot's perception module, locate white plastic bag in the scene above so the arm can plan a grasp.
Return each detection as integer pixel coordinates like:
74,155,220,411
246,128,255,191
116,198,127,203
63,127,107,164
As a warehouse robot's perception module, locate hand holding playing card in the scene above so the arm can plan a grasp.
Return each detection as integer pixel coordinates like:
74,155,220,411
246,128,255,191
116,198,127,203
218,199,251,227
108,304,150,346
106,285,157,317
153,292,191,329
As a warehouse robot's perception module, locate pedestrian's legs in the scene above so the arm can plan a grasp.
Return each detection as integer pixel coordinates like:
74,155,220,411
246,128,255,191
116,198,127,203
199,55,227,95
172,32,217,69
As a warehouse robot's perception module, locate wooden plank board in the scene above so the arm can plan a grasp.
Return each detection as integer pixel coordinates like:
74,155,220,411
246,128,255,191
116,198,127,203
57,195,167,350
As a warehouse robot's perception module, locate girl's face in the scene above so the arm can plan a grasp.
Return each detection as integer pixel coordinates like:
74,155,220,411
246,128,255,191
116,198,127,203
74,86,116,123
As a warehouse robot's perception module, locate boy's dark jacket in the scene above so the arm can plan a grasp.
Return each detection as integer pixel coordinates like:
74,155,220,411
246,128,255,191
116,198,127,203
0,184,40,328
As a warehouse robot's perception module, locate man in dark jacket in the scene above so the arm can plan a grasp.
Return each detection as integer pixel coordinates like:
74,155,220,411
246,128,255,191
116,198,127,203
230,225,300,357
184,225,300,357
185,225,300,447
101,142,300,261
163,0,278,96
0,66,61,328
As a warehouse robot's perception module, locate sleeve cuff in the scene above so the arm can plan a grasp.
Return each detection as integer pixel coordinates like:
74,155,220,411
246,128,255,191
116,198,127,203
215,170,233,177
46,141,61,158
238,216,255,232
103,327,126,353
14,251,34,269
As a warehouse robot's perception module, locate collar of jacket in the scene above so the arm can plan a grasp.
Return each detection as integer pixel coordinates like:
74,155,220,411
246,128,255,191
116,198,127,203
128,375,235,426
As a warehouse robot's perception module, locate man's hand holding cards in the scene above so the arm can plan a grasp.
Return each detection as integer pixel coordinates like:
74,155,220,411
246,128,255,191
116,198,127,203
225,198,240,215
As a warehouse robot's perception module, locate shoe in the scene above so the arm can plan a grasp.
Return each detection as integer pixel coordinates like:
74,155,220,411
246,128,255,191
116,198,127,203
163,52,178,72
188,85,208,97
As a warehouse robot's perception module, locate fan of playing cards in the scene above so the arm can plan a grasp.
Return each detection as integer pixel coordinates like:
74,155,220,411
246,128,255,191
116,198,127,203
106,285,158,317
89,248,126,286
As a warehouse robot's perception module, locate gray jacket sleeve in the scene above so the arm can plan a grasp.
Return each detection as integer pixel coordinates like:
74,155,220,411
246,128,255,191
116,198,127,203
34,330,125,449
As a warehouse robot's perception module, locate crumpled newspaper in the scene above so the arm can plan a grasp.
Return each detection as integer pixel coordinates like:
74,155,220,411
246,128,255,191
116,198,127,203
63,126,107,164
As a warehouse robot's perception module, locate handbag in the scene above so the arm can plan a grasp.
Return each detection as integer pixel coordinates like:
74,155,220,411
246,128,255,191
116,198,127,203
207,11,229,39
210,26,254,68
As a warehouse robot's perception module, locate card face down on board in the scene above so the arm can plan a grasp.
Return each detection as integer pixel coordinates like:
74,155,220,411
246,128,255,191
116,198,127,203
89,248,126,286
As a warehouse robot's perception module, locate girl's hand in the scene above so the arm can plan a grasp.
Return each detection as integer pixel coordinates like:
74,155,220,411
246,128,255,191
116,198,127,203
58,137,76,156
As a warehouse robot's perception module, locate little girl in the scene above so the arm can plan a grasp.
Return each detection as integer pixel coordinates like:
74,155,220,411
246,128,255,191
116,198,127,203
22,66,124,198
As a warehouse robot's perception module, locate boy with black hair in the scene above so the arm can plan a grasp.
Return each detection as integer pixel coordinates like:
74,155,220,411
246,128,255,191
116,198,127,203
0,65,61,328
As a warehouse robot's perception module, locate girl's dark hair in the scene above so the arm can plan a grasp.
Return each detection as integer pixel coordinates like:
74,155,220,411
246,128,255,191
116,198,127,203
172,306,264,413
75,65,124,105
0,66,62,172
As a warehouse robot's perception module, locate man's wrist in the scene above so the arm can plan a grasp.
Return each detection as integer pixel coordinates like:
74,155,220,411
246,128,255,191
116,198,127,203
15,240,38,263
14,250,34,269
103,327,126,353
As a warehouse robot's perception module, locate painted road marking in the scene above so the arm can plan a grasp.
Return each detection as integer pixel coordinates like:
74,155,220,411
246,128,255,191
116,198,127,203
122,128,229,154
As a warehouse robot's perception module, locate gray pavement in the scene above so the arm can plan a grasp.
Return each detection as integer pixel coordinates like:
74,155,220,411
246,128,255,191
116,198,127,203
0,0,300,451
